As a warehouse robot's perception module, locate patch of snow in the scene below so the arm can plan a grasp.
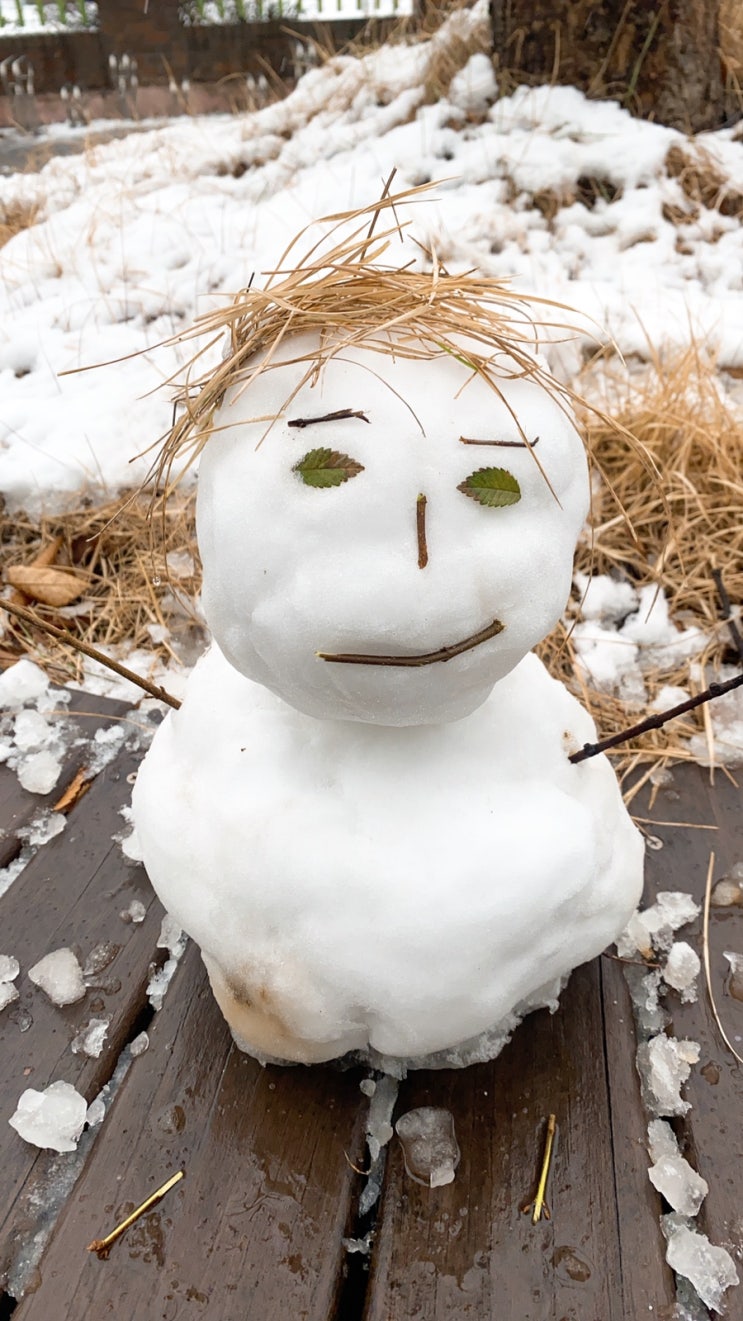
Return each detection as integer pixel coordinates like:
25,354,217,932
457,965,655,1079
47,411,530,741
9,1081,88,1153
28,948,86,1007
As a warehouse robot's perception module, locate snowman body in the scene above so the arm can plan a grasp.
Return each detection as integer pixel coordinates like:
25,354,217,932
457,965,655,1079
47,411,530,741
133,335,644,1067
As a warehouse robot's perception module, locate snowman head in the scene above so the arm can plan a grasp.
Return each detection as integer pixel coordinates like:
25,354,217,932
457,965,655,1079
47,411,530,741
161,195,590,725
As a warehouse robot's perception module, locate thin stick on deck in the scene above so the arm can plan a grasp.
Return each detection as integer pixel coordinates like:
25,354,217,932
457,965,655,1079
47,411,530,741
87,1170,185,1259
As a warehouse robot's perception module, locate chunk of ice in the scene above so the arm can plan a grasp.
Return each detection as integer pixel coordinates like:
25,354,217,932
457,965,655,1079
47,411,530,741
649,1154,708,1216
395,1107,461,1188
359,1078,376,1097
637,1034,700,1116
28,948,86,1007
18,811,66,848
157,914,186,958
0,954,20,983
647,1118,680,1163
18,750,63,795
663,1216,739,1313
663,942,701,1003
82,941,120,980
70,1016,111,1058
9,1081,88,1152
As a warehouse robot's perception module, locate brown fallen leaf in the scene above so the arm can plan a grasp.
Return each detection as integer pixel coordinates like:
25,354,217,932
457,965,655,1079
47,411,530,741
5,565,87,607
53,766,91,814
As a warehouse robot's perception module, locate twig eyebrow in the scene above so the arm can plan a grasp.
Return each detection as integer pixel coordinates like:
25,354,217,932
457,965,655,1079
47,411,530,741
287,408,370,428
459,435,540,448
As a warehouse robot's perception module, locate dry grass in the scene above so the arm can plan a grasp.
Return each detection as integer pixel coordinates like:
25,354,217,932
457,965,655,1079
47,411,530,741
665,143,743,220
537,344,743,788
0,198,39,249
149,183,624,499
0,492,205,687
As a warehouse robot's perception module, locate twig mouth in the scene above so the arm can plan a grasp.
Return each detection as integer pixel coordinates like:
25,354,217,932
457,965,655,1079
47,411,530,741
317,618,505,668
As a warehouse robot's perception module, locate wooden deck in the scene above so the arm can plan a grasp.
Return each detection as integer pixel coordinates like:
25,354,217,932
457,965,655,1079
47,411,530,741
1,688,741,1320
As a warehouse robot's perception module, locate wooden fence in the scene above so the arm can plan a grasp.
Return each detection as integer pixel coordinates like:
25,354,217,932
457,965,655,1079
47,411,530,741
0,0,407,126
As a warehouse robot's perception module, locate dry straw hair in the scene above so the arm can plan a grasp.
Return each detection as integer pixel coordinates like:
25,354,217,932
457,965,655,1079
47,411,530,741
151,179,608,496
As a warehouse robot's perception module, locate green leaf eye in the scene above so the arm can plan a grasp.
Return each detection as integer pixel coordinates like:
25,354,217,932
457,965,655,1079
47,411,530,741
293,448,364,489
457,466,521,508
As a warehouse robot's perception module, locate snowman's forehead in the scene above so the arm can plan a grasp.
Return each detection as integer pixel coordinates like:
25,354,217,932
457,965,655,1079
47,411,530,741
220,342,583,490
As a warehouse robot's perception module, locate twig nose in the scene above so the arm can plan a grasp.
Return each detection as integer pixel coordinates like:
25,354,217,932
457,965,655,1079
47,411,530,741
416,493,428,569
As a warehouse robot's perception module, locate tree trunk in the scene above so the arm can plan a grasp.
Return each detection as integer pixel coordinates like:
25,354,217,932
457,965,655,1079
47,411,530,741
489,0,740,133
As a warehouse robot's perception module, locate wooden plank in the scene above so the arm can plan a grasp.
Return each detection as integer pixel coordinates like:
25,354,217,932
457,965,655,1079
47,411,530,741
600,955,677,1316
0,689,133,869
15,943,367,1320
0,743,165,1279
632,765,743,1273
366,961,628,1321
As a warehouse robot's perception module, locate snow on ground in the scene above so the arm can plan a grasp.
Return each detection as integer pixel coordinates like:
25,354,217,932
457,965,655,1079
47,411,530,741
0,0,742,517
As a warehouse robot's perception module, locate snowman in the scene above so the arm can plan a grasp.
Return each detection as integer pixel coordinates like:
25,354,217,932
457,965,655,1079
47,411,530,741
133,203,644,1069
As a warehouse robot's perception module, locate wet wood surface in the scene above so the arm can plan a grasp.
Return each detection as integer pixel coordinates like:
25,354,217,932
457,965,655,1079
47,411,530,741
0,698,740,1319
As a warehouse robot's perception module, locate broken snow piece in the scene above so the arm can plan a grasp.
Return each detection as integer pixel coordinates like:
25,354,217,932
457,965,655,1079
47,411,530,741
723,951,743,1002
0,658,49,708
359,1078,376,1097
13,708,51,752
395,1106,460,1188
0,983,19,1012
17,749,63,795
70,1016,111,1058
86,1098,106,1128
129,1031,150,1057
0,954,20,983
28,948,86,1006
663,941,701,1002
119,899,146,924
637,1034,700,1116
662,1215,739,1313
617,891,700,959
9,1080,88,1152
